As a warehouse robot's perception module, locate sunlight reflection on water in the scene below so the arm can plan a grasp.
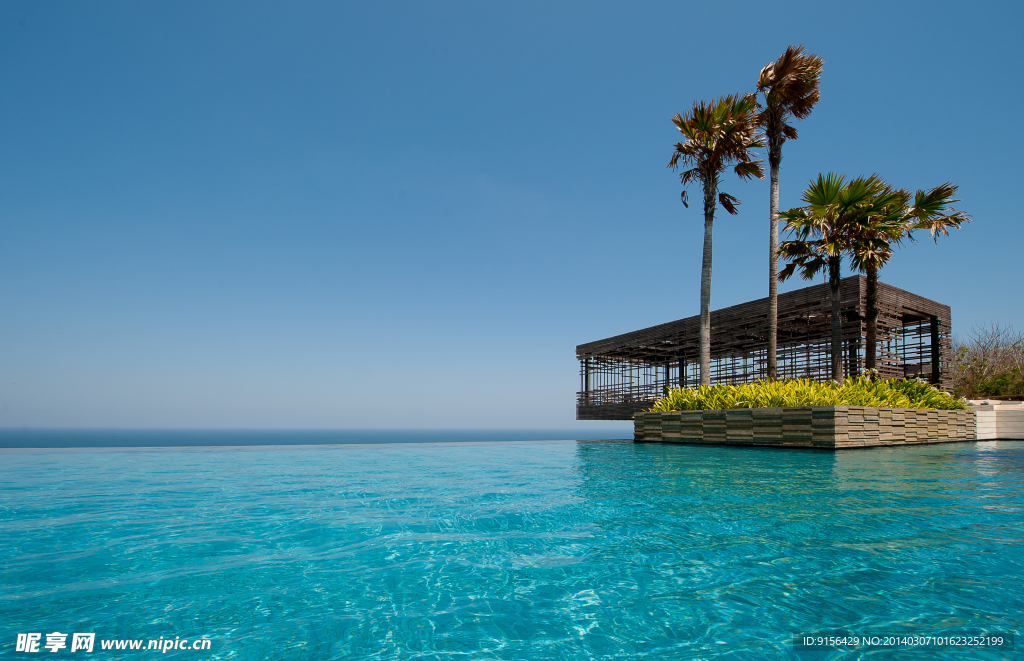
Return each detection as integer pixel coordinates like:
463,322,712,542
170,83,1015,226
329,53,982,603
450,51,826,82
1,439,1022,659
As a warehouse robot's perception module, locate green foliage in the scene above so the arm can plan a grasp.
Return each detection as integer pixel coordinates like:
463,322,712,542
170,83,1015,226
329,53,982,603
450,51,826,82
951,325,1024,399
778,173,968,284
649,377,965,412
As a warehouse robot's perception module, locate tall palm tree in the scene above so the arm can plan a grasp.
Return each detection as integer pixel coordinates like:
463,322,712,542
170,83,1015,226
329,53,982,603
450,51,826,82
842,186,906,376
846,182,969,375
756,46,823,380
778,174,886,383
670,94,764,385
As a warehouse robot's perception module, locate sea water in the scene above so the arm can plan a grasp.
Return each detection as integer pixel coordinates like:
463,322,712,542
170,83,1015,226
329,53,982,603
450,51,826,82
2,438,1023,660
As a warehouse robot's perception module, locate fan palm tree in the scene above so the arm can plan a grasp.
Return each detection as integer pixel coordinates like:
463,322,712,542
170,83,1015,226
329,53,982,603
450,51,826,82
841,183,908,376
779,174,888,383
847,182,969,375
756,46,823,380
669,94,764,385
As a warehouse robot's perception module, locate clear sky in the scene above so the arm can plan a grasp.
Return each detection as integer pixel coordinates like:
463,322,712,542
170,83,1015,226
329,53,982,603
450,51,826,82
1,1,1021,430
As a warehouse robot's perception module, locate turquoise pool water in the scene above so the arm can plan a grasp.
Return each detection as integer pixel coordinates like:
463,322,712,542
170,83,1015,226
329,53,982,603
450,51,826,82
2,439,1022,660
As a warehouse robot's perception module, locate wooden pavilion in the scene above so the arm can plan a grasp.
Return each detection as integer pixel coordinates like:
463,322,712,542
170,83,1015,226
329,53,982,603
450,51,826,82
576,276,952,420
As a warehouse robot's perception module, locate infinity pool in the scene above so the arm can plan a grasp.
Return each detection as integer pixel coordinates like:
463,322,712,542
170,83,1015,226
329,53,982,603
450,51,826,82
2,440,1022,659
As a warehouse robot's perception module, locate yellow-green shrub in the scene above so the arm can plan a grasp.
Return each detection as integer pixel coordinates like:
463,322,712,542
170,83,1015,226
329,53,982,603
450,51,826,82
649,377,965,412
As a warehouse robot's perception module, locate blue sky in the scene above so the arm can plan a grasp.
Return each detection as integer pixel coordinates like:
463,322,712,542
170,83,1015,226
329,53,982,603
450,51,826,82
1,1,1021,430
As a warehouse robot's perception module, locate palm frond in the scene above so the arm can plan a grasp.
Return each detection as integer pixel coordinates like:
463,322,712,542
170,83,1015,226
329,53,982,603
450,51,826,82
778,262,797,282
907,182,971,242
778,236,827,282
734,159,765,180
802,172,846,207
755,45,823,140
719,192,740,215
678,168,700,187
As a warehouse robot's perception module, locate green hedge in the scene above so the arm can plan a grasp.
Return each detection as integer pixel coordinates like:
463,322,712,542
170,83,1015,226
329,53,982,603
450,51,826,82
649,377,965,411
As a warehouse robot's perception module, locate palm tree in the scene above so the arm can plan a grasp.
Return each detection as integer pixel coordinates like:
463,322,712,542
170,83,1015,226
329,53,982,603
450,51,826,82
778,174,886,383
669,94,764,385
756,46,823,380
842,186,906,376
847,182,969,375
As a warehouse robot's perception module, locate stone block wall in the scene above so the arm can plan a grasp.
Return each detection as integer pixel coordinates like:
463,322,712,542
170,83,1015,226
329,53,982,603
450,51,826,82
970,401,1024,440
634,407,976,449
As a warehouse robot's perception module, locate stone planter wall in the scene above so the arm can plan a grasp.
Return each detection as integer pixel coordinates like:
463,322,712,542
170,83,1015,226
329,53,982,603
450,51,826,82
634,407,976,449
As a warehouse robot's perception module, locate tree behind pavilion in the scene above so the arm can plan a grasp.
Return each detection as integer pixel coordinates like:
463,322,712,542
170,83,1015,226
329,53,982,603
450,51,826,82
846,181,969,374
778,173,894,383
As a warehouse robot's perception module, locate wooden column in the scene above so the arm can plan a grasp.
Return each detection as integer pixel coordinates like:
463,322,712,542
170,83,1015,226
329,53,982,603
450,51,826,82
583,358,590,405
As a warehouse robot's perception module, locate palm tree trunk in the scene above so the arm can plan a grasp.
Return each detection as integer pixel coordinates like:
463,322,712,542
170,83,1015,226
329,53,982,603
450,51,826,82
828,255,843,383
767,137,781,380
700,179,716,386
865,263,878,375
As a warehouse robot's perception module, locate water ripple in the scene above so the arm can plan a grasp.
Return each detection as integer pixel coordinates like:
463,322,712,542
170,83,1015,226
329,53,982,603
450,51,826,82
1,440,1022,659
